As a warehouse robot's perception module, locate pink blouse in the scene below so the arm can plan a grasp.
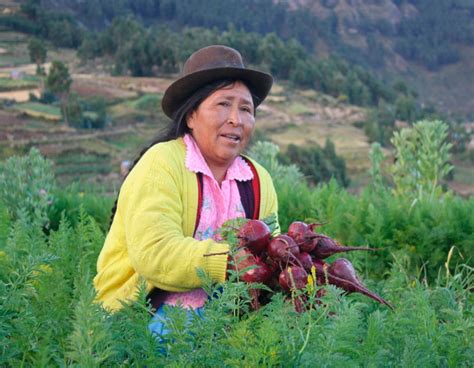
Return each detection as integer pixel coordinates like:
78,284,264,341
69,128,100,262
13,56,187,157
161,134,253,309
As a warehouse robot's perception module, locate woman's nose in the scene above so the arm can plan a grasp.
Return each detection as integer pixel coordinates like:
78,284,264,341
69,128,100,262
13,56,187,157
227,107,242,126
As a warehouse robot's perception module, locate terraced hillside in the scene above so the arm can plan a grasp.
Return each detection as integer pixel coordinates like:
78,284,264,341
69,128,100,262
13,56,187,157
0,29,472,195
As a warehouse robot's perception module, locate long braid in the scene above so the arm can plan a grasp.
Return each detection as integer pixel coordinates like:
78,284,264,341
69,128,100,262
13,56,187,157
108,78,255,227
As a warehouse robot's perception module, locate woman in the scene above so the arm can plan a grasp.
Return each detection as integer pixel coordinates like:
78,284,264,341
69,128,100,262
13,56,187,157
93,45,279,335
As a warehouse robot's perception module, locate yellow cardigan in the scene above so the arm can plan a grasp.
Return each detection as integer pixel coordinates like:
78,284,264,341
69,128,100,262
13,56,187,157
93,137,279,311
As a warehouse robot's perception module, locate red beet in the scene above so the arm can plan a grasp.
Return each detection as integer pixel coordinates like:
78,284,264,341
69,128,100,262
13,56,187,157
312,259,329,275
288,221,308,242
295,252,313,272
288,221,318,252
278,266,308,291
238,220,271,255
265,257,282,277
327,258,394,310
267,234,300,262
313,236,377,259
241,260,273,285
312,259,330,284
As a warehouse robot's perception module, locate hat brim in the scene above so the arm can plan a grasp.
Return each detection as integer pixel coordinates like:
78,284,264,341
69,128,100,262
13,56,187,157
161,67,273,119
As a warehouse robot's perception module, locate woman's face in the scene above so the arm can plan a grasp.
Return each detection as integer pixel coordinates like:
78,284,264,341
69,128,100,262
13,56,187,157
187,81,255,171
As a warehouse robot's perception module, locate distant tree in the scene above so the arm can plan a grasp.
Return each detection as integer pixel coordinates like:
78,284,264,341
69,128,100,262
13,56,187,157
290,60,318,88
362,100,396,146
46,61,72,125
280,140,349,187
47,19,82,48
395,94,418,122
20,0,40,20
77,32,100,61
83,96,108,129
65,92,84,129
28,38,47,75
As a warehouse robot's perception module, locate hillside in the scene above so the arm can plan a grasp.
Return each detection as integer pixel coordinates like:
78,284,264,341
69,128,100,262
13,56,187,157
285,0,474,118
13,0,471,120
2,28,473,197
0,30,373,190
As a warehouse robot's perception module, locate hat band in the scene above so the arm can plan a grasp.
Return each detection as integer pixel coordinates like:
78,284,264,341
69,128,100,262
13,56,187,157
185,61,244,75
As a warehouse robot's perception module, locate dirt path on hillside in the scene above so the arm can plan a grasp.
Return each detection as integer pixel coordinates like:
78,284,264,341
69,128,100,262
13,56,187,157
0,88,40,102
0,63,51,75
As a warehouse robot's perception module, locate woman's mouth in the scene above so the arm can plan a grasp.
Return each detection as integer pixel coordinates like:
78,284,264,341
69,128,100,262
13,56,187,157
221,133,241,142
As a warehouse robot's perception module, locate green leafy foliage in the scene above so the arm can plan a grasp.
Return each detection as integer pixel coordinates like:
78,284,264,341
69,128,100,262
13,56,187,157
279,139,350,187
0,0,83,48
46,60,72,125
0,147,55,226
248,138,472,280
27,38,47,75
395,0,473,70
391,120,453,202
66,93,109,129
47,182,114,233
248,141,305,186
46,60,72,97
0,208,471,366
368,142,386,191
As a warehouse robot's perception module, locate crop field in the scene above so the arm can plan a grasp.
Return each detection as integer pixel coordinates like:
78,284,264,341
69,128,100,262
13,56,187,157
0,31,29,67
71,77,138,102
0,149,472,367
0,77,38,91
109,94,162,120
0,11,472,365
12,102,61,121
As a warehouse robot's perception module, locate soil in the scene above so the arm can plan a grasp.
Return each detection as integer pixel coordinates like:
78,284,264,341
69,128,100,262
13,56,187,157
0,88,40,102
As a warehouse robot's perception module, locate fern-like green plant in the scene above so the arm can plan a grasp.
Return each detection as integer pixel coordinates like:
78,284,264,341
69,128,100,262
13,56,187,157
390,119,453,202
0,148,56,227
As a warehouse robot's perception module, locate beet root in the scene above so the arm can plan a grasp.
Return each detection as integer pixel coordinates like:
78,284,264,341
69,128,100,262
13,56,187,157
279,266,308,292
238,219,271,255
313,236,378,259
312,259,330,283
240,260,273,285
267,234,300,263
294,252,313,272
288,221,319,252
327,258,394,310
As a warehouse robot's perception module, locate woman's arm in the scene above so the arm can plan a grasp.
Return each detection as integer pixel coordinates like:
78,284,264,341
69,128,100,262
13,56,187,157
119,146,229,291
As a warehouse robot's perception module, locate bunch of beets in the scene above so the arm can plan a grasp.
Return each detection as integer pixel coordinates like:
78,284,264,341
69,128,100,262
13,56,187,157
235,219,393,311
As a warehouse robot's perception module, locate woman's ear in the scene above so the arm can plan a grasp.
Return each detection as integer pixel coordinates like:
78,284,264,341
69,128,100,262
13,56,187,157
186,111,196,130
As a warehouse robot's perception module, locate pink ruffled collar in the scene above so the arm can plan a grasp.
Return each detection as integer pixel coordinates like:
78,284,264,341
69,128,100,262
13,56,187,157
183,134,253,182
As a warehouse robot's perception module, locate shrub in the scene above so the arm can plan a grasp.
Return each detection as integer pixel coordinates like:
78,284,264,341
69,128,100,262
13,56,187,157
66,94,108,130
390,120,453,202
47,183,114,233
0,148,55,226
279,139,349,187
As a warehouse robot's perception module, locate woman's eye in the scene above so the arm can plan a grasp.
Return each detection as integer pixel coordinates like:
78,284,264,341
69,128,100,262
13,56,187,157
218,101,230,107
241,106,252,113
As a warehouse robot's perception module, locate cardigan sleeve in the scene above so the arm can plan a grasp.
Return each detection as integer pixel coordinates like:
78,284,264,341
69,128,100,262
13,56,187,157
118,146,229,292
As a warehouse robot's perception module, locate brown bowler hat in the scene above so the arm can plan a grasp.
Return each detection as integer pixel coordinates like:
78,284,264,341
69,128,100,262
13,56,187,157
161,45,273,119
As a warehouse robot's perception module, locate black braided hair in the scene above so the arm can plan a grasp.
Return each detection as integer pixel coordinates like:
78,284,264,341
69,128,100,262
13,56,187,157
109,78,260,227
